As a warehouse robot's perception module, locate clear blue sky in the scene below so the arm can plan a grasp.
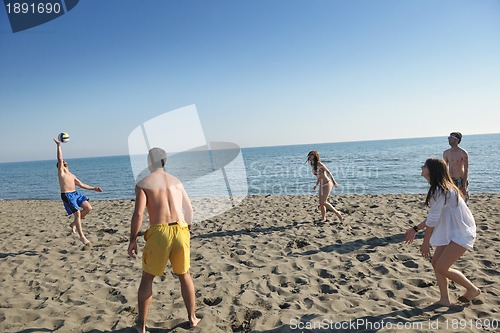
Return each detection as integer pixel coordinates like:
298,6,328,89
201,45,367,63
1,0,499,162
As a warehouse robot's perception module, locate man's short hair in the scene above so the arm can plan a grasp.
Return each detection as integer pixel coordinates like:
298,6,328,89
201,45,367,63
148,147,167,168
450,132,462,143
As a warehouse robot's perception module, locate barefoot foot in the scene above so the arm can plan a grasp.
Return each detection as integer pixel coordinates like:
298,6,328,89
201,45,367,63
134,320,147,333
459,288,481,303
69,222,77,235
79,237,91,246
432,300,452,307
190,316,201,328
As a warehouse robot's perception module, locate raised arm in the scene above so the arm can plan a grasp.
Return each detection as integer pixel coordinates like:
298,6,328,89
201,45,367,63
128,185,147,258
54,139,64,171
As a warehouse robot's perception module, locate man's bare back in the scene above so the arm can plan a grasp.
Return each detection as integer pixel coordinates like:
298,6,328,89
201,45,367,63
136,170,193,226
128,147,199,331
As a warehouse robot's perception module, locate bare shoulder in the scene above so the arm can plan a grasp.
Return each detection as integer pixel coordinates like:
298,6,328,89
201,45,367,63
166,173,183,188
136,173,155,187
137,172,163,190
459,147,469,156
136,177,147,189
319,162,330,171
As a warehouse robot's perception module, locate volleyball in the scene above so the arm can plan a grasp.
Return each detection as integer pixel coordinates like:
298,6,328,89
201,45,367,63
58,132,70,143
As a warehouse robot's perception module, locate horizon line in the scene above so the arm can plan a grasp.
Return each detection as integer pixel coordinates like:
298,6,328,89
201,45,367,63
1,132,499,164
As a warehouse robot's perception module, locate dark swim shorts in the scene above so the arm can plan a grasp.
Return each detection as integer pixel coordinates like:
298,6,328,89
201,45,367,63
61,191,89,215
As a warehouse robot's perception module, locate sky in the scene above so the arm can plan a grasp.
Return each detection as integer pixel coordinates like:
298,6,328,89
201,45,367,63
1,0,499,163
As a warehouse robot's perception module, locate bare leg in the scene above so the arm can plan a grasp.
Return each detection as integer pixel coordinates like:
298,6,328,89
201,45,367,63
69,218,77,234
178,271,200,328
325,202,343,222
136,272,155,333
432,246,452,306
319,182,342,222
434,242,481,302
71,211,90,245
318,184,328,221
319,201,327,221
80,201,93,219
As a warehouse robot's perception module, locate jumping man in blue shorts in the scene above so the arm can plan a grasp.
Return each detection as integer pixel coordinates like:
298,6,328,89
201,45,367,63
54,139,103,247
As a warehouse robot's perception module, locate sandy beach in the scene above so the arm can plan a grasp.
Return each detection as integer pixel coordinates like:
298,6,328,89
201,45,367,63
0,194,498,333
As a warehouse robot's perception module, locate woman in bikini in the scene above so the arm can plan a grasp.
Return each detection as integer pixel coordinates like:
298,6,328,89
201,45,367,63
307,150,343,222
404,158,481,306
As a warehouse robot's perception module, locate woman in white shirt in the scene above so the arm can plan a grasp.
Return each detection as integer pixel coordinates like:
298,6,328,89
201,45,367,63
404,158,480,306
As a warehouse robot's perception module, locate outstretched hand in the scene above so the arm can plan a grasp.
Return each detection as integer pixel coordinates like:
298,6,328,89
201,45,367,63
94,187,104,192
53,138,61,145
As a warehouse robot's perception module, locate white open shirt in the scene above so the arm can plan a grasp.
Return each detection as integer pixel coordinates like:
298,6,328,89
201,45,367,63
425,188,476,250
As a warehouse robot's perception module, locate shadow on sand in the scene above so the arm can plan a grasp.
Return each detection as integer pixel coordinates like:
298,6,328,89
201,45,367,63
257,303,465,333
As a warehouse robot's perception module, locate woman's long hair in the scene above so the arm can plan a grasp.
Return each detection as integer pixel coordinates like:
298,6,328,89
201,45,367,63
307,150,320,172
424,158,462,206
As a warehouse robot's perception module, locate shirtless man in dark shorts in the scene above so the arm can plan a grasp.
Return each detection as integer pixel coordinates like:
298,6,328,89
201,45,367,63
54,139,103,246
443,132,469,201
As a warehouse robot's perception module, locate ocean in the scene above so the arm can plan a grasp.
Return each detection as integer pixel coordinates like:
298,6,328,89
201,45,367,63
1,133,499,200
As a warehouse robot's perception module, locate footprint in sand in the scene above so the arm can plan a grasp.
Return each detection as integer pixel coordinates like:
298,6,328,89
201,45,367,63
481,259,495,268
318,269,334,279
412,279,434,288
320,284,338,294
107,288,127,304
402,260,419,269
373,265,389,275
203,296,223,306
303,298,314,309
279,302,291,309
356,253,370,262
295,277,308,285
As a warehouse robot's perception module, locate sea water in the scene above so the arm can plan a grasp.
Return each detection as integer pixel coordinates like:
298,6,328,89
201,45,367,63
0,133,498,200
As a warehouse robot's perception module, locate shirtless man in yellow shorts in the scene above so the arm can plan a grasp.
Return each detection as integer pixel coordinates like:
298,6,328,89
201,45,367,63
443,132,469,201
128,147,200,332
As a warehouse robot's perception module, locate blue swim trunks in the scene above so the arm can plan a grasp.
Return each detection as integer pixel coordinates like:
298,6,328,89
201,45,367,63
61,191,89,215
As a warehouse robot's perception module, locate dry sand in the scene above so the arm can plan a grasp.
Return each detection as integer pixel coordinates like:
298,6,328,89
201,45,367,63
0,194,498,333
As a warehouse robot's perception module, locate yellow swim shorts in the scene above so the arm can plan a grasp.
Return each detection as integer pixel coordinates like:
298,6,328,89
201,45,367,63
142,220,191,276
